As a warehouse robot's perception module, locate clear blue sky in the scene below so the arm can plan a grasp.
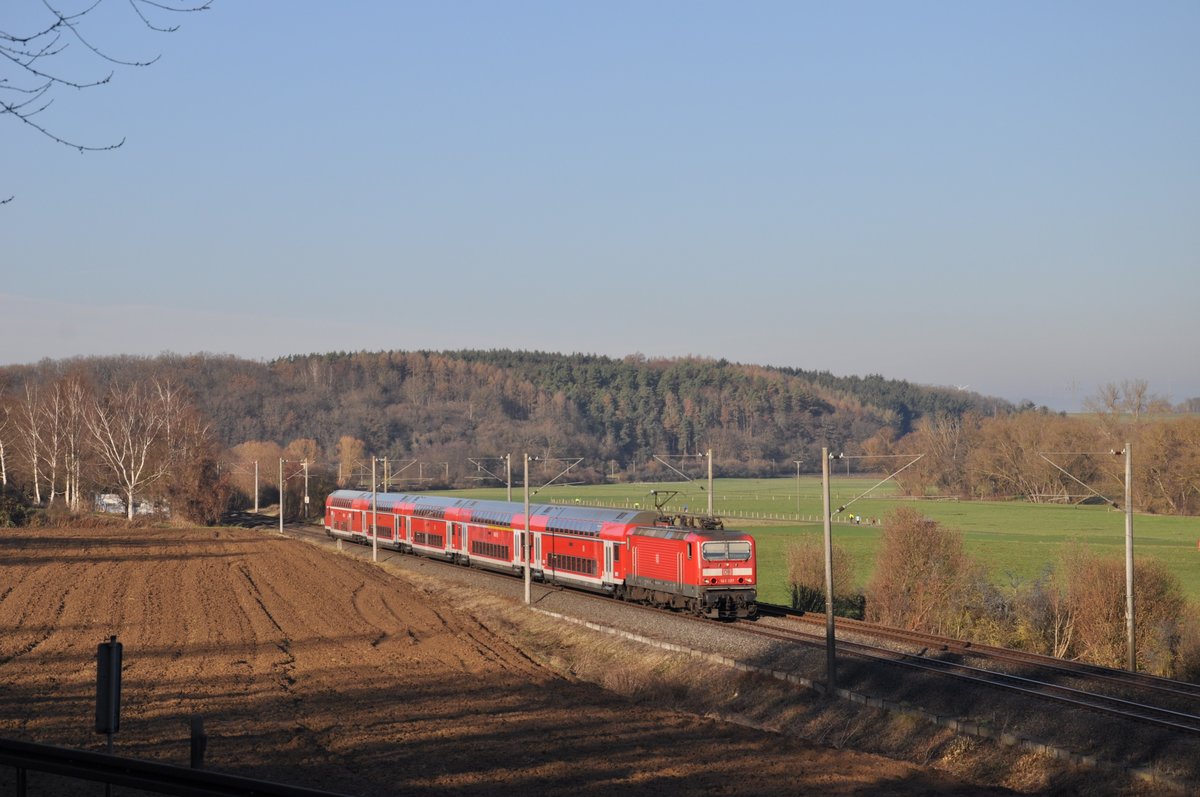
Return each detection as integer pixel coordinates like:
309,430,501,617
3,1,1197,410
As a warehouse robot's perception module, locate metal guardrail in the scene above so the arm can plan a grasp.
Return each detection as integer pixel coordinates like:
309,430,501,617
0,737,355,797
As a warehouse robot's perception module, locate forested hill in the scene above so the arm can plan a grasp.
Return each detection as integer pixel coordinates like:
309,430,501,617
1,350,1012,478
439,349,1011,437
280,350,1011,477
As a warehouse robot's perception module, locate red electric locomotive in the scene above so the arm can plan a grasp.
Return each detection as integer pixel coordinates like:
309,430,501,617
625,526,757,618
324,490,757,619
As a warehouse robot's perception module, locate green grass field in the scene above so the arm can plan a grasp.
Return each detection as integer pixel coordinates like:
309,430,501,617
430,477,1200,607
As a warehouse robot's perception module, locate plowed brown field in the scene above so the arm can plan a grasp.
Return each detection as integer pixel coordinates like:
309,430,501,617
0,527,1012,795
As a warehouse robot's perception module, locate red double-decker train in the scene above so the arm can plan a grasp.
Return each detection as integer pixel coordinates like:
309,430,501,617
324,490,757,619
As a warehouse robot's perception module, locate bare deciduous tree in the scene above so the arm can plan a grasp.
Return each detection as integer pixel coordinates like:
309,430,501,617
39,381,65,505
13,384,44,503
787,536,858,615
1085,379,1163,428
61,374,90,511
1011,567,1075,659
87,380,170,520
900,414,975,497
162,388,228,524
1120,378,1150,421
1059,544,1187,675
284,438,321,465
865,507,984,636
336,435,366,487
1084,382,1123,418
2,374,92,510
1134,417,1200,515
964,412,1099,504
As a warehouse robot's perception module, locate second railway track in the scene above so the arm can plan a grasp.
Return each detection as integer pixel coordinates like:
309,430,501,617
740,613,1200,736
772,607,1200,705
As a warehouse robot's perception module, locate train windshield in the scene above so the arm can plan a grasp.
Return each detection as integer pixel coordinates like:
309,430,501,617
701,541,752,561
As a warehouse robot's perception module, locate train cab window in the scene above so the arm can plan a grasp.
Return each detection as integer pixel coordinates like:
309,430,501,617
702,541,752,561
687,543,693,560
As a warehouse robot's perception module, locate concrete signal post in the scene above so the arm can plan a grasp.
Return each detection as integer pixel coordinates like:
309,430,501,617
821,448,838,694
372,457,378,563
1121,442,1134,672
523,454,531,606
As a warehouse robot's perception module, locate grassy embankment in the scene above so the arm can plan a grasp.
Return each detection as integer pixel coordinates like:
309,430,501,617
438,477,1200,607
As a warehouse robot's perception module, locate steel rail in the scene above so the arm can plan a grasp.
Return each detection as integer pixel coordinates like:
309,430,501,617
766,606,1200,703
733,621,1200,735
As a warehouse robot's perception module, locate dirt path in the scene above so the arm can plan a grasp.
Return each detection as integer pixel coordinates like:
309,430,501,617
0,527,1013,795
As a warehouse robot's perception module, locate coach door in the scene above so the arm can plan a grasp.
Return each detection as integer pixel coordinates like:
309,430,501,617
603,543,614,581
451,520,465,556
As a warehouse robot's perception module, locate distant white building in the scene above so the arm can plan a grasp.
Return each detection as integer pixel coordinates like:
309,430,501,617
96,494,124,514
94,494,159,516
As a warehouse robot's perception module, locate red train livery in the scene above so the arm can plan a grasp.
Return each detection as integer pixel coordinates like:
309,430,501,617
324,490,757,619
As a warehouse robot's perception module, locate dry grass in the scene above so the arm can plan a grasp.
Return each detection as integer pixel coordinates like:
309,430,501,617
379,562,1184,795
26,508,163,529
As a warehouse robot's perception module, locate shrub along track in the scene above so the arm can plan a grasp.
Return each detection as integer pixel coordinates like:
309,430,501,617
0,526,1015,797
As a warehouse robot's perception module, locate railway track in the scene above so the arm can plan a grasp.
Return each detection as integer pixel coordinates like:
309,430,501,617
736,615,1200,735
278,522,1200,737
764,606,1200,705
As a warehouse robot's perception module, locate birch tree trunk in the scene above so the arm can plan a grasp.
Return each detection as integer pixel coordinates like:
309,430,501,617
16,384,43,504
0,402,9,487
40,384,64,506
62,377,90,512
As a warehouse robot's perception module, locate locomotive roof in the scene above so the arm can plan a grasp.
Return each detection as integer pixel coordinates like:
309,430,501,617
632,525,752,542
327,490,659,533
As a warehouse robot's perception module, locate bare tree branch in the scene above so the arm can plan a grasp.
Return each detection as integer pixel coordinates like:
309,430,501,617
2,0,210,197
